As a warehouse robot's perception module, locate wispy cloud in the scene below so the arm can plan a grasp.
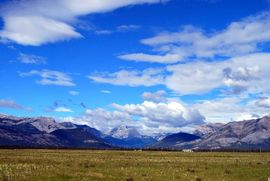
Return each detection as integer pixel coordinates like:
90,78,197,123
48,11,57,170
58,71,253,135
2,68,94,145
0,99,23,109
0,0,167,46
116,24,141,32
94,30,112,35
18,53,47,64
93,24,141,36
90,53,270,95
89,68,165,87
54,106,73,113
100,90,112,94
19,69,75,87
142,90,167,102
118,53,182,64
119,12,270,64
255,97,270,108
69,91,80,96
0,99,32,111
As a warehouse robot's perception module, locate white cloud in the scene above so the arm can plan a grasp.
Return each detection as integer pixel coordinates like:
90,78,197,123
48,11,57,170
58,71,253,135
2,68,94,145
0,99,32,111
194,97,244,123
194,97,269,123
256,97,270,108
142,90,167,102
118,53,182,64
91,53,270,95
0,15,82,46
165,61,222,94
94,30,112,35
165,53,270,95
116,24,141,32
234,113,260,122
89,68,165,87
120,13,270,64
100,90,112,94
0,99,23,109
63,108,132,132
0,0,167,46
94,25,140,35
69,91,80,96
19,69,75,87
113,101,205,127
62,96,204,135
54,106,73,113
18,53,47,64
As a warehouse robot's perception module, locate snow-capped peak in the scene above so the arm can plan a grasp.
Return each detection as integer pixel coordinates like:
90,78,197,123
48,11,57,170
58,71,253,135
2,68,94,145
108,125,141,139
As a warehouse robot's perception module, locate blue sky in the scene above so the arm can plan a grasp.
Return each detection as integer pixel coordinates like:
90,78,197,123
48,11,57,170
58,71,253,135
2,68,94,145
0,0,270,135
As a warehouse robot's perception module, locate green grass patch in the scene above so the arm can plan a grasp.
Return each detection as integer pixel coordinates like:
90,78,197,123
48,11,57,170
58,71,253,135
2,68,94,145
0,150,269,181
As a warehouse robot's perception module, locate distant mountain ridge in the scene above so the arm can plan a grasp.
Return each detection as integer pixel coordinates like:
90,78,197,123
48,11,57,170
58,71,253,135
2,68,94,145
196,116,270,150
1,114,270,150
193,123,224,137
108,125,141,139
151,116,270,150
105,125,157,148
0,114,156,149
0,114,110,148
151,132,201,149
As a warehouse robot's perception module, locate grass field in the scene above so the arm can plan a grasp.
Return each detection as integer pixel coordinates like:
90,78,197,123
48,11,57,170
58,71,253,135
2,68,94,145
0,149,269,181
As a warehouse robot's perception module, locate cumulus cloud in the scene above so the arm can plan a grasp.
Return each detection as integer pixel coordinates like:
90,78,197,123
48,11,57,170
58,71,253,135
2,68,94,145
19,69,75,86
63,108,132,132
0,0,167,46
18,53,47,64
165,61,222,94
64,99,204,135
119,12,270,64
90,53,270,95
194,97,269,123
113,101,205,127
89,68,165,87
167,53,270,94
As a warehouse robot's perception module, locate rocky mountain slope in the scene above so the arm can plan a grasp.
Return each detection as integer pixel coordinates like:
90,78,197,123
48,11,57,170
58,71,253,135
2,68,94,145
151,132,201,149
106,125,157,148
193,123,224,137
1,114,270,150
196,116,270,150
0,114,156,149
0,114,110,148
152,116,270,150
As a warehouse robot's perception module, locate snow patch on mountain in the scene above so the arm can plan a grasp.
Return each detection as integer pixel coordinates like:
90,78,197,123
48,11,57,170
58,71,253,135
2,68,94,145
108,125,141,139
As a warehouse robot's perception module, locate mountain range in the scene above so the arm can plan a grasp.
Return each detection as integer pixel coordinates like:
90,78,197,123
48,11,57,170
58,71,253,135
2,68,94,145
0,114,270,150
0,114,156,149
151,116,270,151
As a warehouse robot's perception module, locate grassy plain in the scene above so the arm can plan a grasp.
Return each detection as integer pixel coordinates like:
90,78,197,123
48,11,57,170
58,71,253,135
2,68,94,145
0,149,269,181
